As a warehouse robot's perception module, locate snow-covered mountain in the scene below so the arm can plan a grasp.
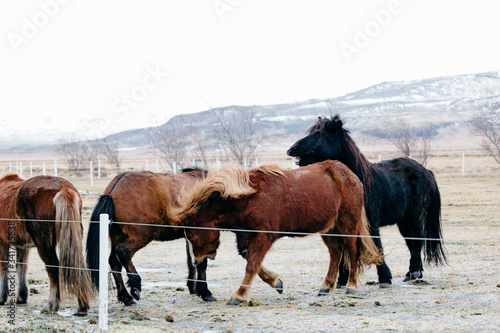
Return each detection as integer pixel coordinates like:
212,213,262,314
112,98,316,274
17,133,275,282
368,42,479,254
2,70,499,151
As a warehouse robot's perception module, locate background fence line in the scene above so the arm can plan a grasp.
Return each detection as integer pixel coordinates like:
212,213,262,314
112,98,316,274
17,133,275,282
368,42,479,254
3,152,496,187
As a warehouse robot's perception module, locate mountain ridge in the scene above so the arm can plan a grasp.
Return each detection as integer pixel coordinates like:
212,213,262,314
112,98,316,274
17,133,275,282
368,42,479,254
2,70,499,153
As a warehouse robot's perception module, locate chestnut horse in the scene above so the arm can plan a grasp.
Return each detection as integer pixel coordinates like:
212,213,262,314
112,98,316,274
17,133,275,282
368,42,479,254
86,168,216,306
0,174,93,316
174,161,382,305
287,115,446,287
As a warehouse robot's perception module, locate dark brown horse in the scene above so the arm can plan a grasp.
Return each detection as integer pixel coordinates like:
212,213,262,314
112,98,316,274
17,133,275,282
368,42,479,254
174,161,383,305
0,174,93,316
86,168,216,306
287,115,447,287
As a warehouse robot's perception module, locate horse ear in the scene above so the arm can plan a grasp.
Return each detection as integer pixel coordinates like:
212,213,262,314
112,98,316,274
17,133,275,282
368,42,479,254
326,115,343,134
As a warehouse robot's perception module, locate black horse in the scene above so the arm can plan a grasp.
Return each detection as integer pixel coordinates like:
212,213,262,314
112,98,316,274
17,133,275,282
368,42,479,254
287,115,446,287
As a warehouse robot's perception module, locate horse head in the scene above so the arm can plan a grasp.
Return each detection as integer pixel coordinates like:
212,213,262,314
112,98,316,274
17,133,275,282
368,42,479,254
184,222,220,266
287,115,347,166
177,167,256,265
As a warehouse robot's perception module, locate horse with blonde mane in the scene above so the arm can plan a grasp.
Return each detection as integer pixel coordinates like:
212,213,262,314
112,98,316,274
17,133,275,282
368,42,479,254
174,160,382,305
0,174,93,316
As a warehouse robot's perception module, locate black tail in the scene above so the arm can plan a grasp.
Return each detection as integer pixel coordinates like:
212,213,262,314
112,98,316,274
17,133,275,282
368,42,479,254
86,194,115,289
424,180,447,266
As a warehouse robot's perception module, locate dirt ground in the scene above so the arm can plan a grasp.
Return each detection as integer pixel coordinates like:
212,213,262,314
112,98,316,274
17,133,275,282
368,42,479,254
1,162,499,332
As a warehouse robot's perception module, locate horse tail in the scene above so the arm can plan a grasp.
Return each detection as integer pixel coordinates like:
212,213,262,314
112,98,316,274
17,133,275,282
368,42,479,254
53,188,94,307
424,179,447,266
86,194,115,289
356,206,384,274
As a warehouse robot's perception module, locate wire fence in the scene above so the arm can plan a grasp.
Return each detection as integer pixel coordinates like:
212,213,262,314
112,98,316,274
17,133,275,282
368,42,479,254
2,213,499,331
1,216,499,276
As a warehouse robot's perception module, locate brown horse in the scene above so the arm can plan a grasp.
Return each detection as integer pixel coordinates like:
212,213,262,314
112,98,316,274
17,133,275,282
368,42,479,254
174,161,383,305
86,168,218,306
0,174,93,316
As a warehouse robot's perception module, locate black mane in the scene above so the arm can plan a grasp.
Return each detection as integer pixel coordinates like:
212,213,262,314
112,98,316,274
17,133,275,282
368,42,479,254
313,115,373,188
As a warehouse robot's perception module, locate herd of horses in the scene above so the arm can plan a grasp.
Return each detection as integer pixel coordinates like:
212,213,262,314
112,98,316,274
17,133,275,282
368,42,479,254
0,115,447,315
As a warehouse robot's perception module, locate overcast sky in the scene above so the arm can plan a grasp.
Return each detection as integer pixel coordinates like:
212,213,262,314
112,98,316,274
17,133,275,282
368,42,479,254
1,0,499,142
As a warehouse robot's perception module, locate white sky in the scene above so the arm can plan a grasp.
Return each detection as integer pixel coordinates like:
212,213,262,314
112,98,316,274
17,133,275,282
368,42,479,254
1,0,500,142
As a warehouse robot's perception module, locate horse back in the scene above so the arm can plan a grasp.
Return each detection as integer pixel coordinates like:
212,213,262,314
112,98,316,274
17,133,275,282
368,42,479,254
370,157,437,227
244,161,362,234
17,176,79,220
0,175,25,244
105,171,202,241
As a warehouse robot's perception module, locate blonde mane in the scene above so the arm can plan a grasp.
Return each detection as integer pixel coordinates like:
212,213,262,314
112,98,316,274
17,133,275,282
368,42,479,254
172,167,256,224
254,164,284,176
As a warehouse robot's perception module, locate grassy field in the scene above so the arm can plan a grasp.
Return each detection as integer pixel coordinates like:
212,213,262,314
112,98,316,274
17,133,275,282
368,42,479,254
1,147,499,332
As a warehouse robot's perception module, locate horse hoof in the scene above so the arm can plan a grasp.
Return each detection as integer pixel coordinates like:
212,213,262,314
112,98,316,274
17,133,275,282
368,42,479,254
318,288,330,296
275,278,284,294
379,283,391,288
119,295,136,306
74,311,88,317
335,283,345,289
202,294,217,302
227,297,244,306
403,271,423,282
131,288,141,301
41,303,59,314
345,288,356,294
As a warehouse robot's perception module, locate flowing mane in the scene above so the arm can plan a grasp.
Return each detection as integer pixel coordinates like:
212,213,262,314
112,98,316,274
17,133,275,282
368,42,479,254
174,168,256,223
255,164,284,176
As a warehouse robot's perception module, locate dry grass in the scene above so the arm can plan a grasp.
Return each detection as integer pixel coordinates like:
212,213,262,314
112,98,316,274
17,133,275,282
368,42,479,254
1,147,499,332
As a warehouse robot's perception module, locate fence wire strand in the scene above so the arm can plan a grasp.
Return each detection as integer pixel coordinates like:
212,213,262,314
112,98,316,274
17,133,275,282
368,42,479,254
0,216,498,279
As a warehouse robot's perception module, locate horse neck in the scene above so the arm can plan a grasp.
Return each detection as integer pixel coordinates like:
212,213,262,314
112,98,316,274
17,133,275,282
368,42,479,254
338,138,373,188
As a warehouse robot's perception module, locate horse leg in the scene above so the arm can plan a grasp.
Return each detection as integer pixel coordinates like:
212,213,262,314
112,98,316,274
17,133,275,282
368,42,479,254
115,244,142,302
185,239,197,295
109,246,135,306
0,243,8,305
336,257,349,288
319,235,343,295
194,258,217,302
236,231,282,292
398,217,424,282
184,239,216,301
258,266,283,294
343,234,360,294
371,228,392,287
36,243,61,313
227,238,273,306
16,248,30,304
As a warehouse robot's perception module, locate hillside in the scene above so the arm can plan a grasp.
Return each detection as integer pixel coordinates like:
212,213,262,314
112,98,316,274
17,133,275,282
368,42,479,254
2,70,499,154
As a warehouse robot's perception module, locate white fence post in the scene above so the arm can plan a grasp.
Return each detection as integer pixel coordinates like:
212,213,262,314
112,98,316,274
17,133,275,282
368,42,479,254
99,213,109,332
146,159,149,171
216,159,220,172
9,162,12,173
42,163,46,176
54,159,57,177
173,162,177,174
